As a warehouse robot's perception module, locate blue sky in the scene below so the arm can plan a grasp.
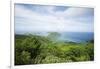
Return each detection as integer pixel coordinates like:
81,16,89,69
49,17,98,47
15,4,94,34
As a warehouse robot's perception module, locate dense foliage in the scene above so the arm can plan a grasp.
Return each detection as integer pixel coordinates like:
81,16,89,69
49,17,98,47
15,33,94,65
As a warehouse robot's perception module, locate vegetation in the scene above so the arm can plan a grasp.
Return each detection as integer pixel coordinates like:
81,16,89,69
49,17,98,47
15,32,94,65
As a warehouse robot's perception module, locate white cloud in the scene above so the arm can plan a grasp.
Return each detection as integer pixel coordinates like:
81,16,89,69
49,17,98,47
15,4,94,33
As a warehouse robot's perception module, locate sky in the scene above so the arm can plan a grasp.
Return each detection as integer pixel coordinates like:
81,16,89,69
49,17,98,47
15,4,94,34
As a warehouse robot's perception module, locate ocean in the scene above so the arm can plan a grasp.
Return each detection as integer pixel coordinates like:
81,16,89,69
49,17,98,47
59,32,94,43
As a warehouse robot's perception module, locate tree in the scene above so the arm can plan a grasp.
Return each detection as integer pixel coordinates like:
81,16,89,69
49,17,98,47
15,51,31,65
47,32,61,41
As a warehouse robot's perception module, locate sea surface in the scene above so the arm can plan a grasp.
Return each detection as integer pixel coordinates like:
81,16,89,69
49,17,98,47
59,32,94,43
